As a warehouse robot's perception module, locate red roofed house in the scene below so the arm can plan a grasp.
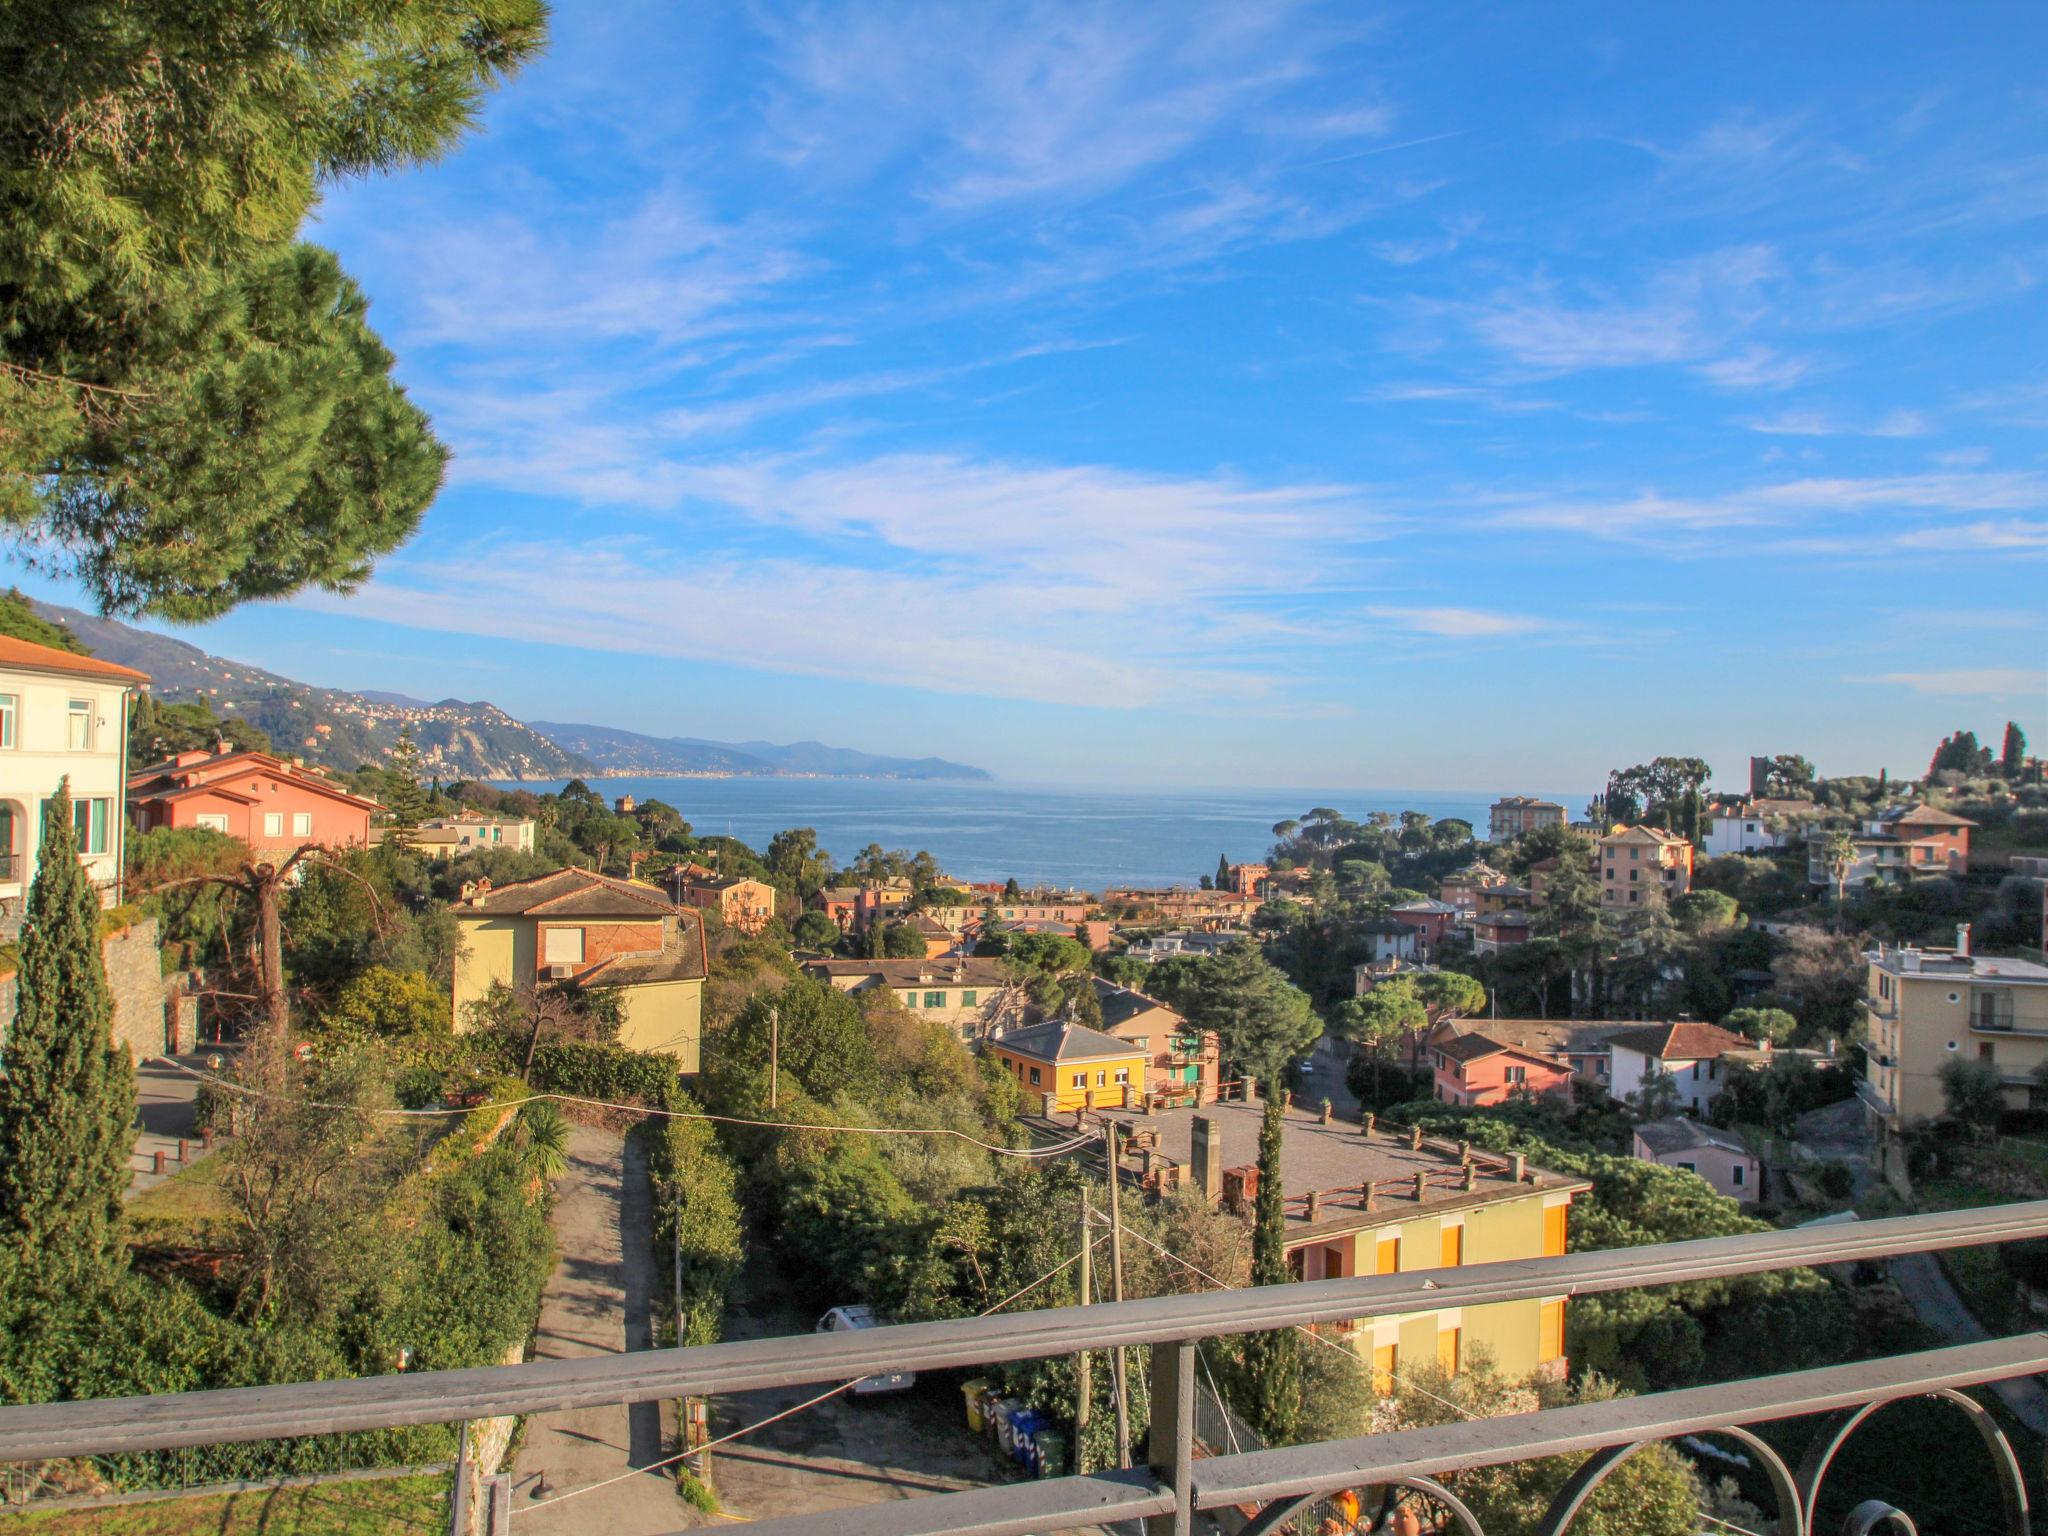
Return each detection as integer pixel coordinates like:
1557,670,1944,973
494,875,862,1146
1606,1021,1751,1116
128,748,380,856
1430,1030,1577,1107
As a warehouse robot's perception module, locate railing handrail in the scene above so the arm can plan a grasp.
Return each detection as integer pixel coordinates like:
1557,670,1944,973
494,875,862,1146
1,1200,2046,1463
721,1334,2048,1536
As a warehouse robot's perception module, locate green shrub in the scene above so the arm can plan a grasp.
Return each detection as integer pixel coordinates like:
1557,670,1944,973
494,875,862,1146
645,1102,745,1348
529,1041,682,1108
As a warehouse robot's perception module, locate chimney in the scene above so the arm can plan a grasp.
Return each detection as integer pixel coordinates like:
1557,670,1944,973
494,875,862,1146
1956,923,1972,958
1191,1115,1222,1204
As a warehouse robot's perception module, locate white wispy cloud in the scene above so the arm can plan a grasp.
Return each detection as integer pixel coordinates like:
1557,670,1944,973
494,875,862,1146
1860,668,2048,696
1365,606,1553,638
1894,519,2048,551
1740,408,1930,438
332,449,1393,707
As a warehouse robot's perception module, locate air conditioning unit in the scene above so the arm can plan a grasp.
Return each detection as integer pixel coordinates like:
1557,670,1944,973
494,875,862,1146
545,963,574,980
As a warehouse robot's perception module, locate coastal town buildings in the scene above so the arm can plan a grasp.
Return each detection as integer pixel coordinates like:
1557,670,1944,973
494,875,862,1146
451,868,708,1065
674,872,778,934
419,812,536,854
129,747,381,857
1488,796,1568,842
1809,804,1978,888
1093,978,1218,1101
1472,910,1533,955
803,955,1014,1038
1702,799,1812,857
1425,1018,1632,1091
1437,861,1508,923
1596,825,1695,909
1430,1033,1575,1106
0,635,149,917
1223,862,1271,897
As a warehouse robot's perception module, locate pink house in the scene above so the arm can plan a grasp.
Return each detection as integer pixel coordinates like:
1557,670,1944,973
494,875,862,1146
1431,1031,1575,1106
129,748,381,856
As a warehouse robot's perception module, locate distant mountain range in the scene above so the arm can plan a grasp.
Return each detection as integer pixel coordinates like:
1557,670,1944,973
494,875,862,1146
31,601,991,783
529,721,991,781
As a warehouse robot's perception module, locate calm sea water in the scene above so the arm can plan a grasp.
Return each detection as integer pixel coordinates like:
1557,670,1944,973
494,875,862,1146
494,778,1587,890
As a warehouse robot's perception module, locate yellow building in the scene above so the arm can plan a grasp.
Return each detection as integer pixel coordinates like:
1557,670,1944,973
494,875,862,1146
1101,1100,1586,1384
1862,931,2048,1130
989,1021,1150,1112
452,867,708,1068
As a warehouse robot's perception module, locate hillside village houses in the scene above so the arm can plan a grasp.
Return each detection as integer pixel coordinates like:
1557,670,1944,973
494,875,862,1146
1437,860,1508,923
1488,795,1568,842
1092,977,1220,1102
451,868,709,1066
803,955,1016,1039
1703,797,1814,856
0,634,151,918
1604,1021,1752,1116
673,871,778,935
418,812,536,854
1596,824,1695,909
1810,803,1977,889
989,1021,1148,1112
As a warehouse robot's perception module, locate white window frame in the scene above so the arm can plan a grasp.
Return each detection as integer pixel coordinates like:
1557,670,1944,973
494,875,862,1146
263,811,284,837
0,693,15,750
291,811,313,837
197,813,230,834
66,698,93,751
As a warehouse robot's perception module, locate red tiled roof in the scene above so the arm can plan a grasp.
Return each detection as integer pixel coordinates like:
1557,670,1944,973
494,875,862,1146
0,634,149,683
1605,1021,1750,1061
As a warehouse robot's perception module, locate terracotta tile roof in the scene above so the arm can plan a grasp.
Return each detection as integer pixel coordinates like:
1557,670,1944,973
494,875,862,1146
1875,803,1978,829
0,633,149,684
128,749,383,811
1599,824,1691,847
804,957,1011,988
1605,1021,1750,1061
458,866,678,917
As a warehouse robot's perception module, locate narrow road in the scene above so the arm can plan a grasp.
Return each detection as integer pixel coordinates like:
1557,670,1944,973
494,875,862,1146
127,1054,217,1198
511,1122,687,1534
1891,1250,2048,1439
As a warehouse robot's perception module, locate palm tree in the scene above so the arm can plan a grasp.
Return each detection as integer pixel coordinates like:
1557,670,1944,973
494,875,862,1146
1820,828,1859,906
513,1101,570,1183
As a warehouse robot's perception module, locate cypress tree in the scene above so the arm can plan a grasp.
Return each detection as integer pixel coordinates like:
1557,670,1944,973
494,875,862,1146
1217,853,1233,890
1240,1096,1301,1442
2002,722,2027,781
0,783,135,1293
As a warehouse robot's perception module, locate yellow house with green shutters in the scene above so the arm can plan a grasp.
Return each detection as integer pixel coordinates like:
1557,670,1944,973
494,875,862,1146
1102,1099,1586,1385
452,867,709,1069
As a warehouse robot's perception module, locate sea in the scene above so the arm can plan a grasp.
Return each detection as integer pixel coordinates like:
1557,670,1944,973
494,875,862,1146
491,778,1588,891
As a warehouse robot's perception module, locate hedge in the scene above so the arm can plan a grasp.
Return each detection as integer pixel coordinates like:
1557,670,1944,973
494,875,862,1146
529,1042,683,1109
644,1101,744,1348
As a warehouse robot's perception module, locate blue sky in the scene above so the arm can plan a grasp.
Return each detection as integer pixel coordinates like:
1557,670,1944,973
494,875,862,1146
20,2,2048,789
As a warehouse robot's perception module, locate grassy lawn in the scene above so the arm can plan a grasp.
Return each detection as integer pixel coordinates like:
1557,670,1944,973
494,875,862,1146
2,1474,448,1534
124,1154,232,1247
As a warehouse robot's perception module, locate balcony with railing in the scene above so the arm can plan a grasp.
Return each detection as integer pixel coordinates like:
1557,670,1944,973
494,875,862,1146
1970,992,2022,1033
5,1204,2048,1533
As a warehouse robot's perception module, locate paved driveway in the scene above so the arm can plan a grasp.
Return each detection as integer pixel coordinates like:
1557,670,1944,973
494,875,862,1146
127,1054,217,1198
511,1122,686,1534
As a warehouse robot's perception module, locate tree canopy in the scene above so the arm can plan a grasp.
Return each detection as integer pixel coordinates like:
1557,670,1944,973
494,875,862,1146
1,0,546,617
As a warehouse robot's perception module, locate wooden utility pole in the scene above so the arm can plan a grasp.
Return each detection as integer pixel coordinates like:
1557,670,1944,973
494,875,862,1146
1076,1188,1093,1441
769,1004,780,1111
1103,1120,1131,1468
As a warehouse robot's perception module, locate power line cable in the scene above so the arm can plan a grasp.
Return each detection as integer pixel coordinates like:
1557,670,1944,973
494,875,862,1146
152,1057,1095,1160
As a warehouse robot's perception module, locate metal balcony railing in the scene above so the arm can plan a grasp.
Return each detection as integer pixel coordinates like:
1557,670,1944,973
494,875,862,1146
3,1203,2048,1534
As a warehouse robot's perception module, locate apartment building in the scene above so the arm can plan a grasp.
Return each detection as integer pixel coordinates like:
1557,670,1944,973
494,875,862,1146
1596,825,1694,909
419,813,536,854
674,873,778,935
0,635,149,919
803,955,1015,1039
1488,796,1568,842
1861,927,2048,1129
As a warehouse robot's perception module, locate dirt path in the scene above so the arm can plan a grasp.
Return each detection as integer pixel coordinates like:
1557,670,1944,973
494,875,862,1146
510,1122,688,1534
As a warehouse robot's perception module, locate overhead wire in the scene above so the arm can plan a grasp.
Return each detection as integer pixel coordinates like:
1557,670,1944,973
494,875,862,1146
513,1234,1108,1517
151,1056,1096,1159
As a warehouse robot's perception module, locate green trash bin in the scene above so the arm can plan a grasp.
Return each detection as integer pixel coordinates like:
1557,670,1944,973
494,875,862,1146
1033,1430,1067,1479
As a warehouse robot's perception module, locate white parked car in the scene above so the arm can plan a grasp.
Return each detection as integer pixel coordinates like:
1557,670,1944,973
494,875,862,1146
815,1305,915,1394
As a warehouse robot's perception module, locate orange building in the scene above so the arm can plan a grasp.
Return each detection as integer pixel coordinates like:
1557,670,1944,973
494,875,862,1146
675,873,777,934
129,748,380,855
1430,1031,1577,1106
1596,825,1694,910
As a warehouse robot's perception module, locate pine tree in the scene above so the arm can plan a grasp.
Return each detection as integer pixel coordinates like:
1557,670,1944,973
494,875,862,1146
1240,1097,1301,1443
2002,722,2027,781
0,783,135,1295
382,728,429,831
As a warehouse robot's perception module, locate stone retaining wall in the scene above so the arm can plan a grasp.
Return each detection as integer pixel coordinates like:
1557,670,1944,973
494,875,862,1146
0,915,168,1060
